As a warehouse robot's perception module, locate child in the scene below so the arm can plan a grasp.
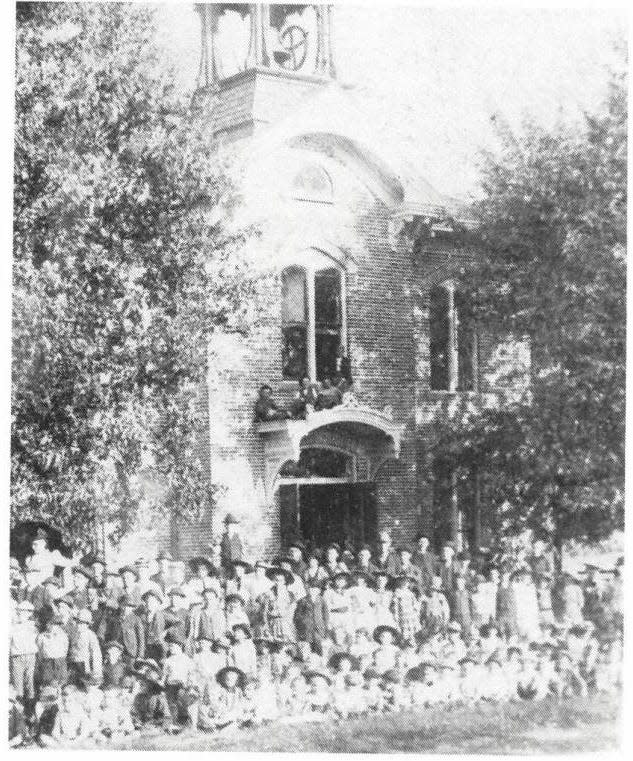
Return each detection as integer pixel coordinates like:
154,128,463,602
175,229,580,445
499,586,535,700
374,571,396,628
481,655,509,702
391,574,420,645
382,669,409,712
98,685,135,740
102,640,127,688
225,593,250,632
478,622,504,658
293,581,329,661
36,612,69,689
209,666,248,731
457,656,482,704
372,624,401,673
10,599,38,716
423,576,450,636
349,572,377,634
228,623,258,676
362,667,384,712
162,628,198,729
301,667,330,717
130,659,171,729
68,608,103,684
194,634,228,703
329,651,359,691
44,684,94,746
349,628,374,672
323,571,352,636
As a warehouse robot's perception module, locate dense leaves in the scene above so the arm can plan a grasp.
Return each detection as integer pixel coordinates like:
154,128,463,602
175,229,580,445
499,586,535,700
435,59,626,551
12,3,258,546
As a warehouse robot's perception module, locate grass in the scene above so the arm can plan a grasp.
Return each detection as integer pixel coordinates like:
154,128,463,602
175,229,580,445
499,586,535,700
105,693,621,753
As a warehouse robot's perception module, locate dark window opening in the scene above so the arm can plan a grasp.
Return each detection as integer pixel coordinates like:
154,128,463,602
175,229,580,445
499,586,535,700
455,290,478,392
430,285,450,390
315,268,342,381
282,267,307,380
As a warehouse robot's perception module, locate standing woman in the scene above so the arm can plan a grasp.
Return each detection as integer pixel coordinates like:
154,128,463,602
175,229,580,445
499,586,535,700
373,570,396,628
323,572,353,637
511,567,540,641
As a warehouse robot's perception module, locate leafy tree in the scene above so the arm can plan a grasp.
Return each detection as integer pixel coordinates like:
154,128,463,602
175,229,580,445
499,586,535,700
434,58,626,556
12,2,259,547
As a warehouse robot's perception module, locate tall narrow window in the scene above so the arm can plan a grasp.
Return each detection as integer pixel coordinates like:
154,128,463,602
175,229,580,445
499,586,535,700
429,282,479,392
315,268,342,381
281,267,308,380
430,285,450,391
455,290,479,392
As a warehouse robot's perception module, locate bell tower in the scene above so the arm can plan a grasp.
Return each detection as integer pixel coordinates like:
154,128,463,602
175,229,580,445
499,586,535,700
195,3,337,141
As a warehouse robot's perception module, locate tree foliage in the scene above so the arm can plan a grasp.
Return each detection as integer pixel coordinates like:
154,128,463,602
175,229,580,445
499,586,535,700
435,58,626,549
12,3,258,546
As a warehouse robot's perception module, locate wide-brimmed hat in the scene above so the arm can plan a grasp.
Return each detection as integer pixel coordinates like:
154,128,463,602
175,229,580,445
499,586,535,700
231,622,252,638
266,566,294,585
72,564,95,582
328,652,359,671
130,659,163,688
43,576,61,587
82,553,106,568
216,665,245,687
304,667,332,685
223,513,239,525
141,588,163,605
118,565,139,580
166,586,186,598
225,593,246,606
202,578,223,596
382,669,402,684
188,556,214,573
363,667,381,680
351,570,374,586
373,624,400,644
105,640,124,652
231,559,253,572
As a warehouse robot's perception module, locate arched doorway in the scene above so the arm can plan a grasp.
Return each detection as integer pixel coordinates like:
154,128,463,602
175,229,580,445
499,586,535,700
10,520,72,565
277,447,377,551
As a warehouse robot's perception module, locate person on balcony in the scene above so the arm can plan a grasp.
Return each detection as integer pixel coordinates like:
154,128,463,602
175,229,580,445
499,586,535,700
290,377,320,419
315,378,343,410
254,384,291,422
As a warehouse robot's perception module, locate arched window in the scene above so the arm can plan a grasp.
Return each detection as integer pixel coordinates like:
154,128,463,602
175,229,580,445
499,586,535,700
291,163,334,203
281,257,347,382
429,282,479,392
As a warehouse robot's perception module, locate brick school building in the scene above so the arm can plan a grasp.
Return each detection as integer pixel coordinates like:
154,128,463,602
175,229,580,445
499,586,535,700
118,3,529,564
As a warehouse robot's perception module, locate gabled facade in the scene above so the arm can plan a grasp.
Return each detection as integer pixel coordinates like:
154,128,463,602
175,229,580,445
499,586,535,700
148,3,530,561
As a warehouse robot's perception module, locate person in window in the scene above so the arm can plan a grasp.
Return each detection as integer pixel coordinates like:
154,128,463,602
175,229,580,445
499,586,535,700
290,377,319,419
254,385,291,422
334,344,352,390
315,378,342,410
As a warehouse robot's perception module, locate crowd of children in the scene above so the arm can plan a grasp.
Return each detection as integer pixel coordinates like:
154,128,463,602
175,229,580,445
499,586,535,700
9,526,623,747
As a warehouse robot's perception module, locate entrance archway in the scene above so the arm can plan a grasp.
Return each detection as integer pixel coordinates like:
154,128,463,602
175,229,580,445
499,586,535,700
276,446,377,551
10,521,72,565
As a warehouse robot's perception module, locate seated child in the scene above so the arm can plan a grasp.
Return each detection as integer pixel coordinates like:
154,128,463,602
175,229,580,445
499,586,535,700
372,625,401,674
44,684,94,746
228,623,257,676
304,668,332,716
130,659,171,730
481,655,510,702
98,685,135,741
363,667,385,713
194,635,227,704
162,629,198,730
36,612,69,689
457,657,481,704
349,628,375,673
382,669,410,712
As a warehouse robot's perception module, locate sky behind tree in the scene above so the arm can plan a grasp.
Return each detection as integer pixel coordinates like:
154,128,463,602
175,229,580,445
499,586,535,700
154,2,624,198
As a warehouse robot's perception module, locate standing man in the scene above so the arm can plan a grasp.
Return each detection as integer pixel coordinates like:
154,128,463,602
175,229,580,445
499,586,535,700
437,542,458,601
412,533,436,595
374,530,399,576
221,514,244,572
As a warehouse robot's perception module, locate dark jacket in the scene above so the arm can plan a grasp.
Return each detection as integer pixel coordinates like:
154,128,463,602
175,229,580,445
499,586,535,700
293,595,328,643
412,551,436,592
120,611,145,660
221,532,244,570
373,550,399,576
